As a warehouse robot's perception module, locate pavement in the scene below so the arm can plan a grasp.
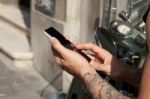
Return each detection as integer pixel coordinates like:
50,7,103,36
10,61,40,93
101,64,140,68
0,60,50,99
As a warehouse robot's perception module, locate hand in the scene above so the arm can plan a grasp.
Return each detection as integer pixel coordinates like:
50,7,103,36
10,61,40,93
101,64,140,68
50,37,95,78
76,43,121,77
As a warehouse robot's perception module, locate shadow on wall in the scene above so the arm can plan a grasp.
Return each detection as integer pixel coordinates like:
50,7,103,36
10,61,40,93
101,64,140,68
18,0,31,46
19,0,31,29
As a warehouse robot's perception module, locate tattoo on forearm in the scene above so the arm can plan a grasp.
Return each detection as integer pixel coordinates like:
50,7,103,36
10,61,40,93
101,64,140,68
96,88,102,99
83,72,130,99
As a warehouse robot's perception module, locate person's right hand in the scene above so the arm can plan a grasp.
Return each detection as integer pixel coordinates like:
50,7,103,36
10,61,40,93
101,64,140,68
76,43,121,77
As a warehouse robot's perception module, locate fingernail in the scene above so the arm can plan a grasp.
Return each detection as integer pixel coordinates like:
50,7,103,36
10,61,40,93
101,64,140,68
50,37,55,43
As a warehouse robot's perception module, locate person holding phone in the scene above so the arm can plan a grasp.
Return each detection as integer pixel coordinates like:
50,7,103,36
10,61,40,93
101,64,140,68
50,7,150,99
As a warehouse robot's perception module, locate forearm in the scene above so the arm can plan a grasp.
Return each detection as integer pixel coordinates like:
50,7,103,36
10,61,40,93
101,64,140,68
111,58,142,87
116,62,142,87
139,55,150,99
123,66,142,87
80,69,130,99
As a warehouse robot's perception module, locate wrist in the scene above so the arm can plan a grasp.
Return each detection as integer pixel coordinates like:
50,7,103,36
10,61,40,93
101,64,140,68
79,66,97,81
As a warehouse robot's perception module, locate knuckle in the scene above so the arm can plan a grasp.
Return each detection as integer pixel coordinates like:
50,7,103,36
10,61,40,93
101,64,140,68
87,43,94,47
55,58,61,64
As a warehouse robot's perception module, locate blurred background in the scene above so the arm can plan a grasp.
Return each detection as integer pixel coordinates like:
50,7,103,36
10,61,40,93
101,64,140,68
0,0,149,99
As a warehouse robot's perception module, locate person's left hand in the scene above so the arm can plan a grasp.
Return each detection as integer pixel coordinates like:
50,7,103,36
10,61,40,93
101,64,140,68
50,37,94,78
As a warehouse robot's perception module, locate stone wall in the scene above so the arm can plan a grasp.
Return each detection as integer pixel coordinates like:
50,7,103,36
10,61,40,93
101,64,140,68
0,0,19,6
31,0,100,93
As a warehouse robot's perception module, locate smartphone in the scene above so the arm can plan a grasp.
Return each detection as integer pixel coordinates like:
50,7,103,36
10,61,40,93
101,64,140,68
44,27,91,62
45,27,73,49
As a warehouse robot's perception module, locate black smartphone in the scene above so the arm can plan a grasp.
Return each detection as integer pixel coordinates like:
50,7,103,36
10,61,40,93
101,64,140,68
45,27,73,49
44,27,91,62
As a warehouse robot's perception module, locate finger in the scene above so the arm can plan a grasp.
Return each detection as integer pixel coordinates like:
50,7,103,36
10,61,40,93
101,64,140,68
50,37,67,55
90,61,109,72
52,49,64,65
55,57,62,64
52,47,59,56
64,35,77,46
64,35,70,40
72,41,78,45
76,43,109,59
87,54,95,60
64,35,75,43
54,56,66,68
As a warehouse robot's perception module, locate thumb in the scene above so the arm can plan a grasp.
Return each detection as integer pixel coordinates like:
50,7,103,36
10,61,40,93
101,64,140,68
90,61,108,72
50,37,66,54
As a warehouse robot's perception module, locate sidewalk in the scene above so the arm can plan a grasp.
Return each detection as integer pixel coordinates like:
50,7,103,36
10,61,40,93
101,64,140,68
0,60,49,99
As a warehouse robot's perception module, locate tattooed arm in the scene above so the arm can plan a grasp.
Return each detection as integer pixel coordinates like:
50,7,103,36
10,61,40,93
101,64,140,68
76,43,142,87
50,37,130,99
81,69,130,99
